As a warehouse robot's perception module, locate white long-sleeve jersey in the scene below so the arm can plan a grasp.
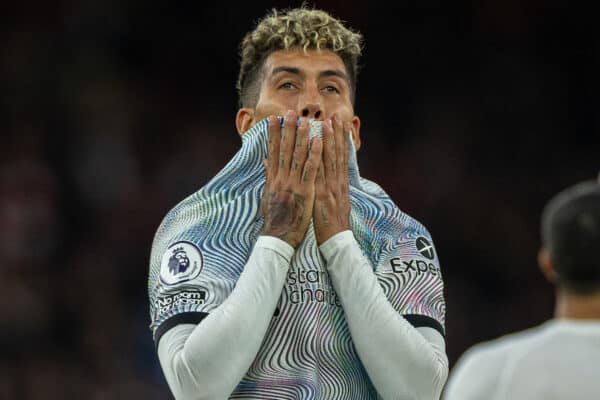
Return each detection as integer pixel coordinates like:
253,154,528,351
148,118,448,399
444,319,600,400
156,232,447,399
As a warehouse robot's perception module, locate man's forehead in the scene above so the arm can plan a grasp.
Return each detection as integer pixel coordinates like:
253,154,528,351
263,49,348,76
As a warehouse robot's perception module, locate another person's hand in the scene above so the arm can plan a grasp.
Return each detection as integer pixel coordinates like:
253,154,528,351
261,111,323,248
313,114,351,245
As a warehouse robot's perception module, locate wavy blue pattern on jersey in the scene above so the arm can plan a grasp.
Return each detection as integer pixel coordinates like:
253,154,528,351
148,117,445,399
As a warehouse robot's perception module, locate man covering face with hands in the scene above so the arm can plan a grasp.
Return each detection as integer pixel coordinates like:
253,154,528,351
148,7,448,400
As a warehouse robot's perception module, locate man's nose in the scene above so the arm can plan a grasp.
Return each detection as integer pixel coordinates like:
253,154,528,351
300,104,322,120
299,84,323,120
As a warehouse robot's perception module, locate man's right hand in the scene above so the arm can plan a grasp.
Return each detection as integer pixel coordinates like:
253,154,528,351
261,111,323,249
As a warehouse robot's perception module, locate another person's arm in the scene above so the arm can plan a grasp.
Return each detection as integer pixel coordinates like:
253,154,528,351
443,343,505,400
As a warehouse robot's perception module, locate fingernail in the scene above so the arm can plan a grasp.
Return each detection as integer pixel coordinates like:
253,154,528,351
286,110,294,119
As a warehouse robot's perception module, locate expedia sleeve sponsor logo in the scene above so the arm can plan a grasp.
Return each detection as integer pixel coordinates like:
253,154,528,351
160,241,203,285
390,258,440,276
157,290,206,314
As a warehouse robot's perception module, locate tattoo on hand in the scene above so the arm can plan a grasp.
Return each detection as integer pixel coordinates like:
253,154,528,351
319,207,331,227
263,191,305,239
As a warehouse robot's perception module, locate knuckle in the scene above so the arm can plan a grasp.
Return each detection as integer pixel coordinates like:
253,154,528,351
293,147,302,159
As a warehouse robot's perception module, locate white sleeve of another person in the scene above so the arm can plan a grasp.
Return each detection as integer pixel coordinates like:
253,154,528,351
443,343,507,400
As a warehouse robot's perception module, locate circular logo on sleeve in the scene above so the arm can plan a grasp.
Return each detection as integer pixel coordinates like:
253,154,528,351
160,241,203,285
416,236,435,260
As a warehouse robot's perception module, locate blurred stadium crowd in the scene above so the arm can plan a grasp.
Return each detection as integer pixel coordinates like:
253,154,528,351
1,1,598,398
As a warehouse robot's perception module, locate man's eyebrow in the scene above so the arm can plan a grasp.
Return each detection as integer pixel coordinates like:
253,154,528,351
270,67,349,84
271,66,303,77
319,69,349,84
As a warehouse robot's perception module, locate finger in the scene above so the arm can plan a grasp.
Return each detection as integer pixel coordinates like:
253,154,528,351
342,122,351,172
302,137,323,184
263,158,271,185
341,121,352,194
279,110,297,176
322,118,337,185
267,115,280,183
290,117,309,182
315,152,326,189
261,158,270,215
333,114,345,180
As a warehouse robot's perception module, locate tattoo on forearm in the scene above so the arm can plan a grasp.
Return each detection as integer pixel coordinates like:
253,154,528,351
263,191,305,238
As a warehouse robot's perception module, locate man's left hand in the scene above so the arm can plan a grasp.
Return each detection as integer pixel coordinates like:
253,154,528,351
313,114,352,245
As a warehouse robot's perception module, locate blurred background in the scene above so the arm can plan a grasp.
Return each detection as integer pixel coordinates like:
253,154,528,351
1,0,598,398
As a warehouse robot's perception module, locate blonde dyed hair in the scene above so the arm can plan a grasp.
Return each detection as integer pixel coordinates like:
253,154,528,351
237,7,364,107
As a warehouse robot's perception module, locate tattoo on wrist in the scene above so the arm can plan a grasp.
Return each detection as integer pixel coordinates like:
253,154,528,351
263,190,305,239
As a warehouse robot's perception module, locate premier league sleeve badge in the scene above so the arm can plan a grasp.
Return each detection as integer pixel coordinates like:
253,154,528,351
159,241,203,286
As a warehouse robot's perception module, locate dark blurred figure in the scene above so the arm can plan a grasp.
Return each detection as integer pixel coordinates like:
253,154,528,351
444,178,600,399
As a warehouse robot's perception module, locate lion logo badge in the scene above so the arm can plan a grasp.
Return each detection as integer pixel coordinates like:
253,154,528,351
168,247,190,275
160,241,203,285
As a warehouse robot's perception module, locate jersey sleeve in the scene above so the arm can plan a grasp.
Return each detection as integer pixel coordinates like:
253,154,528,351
375,225,446,337
147,214,242,346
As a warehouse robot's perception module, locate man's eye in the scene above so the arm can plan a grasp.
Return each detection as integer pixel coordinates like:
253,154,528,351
322,86,340,94
278,82,296,90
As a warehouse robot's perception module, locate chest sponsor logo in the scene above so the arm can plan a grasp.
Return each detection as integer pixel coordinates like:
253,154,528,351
157,290,206,314
285,268,341,307
416,236,435,260
160,241,203,285
390,258,439,276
